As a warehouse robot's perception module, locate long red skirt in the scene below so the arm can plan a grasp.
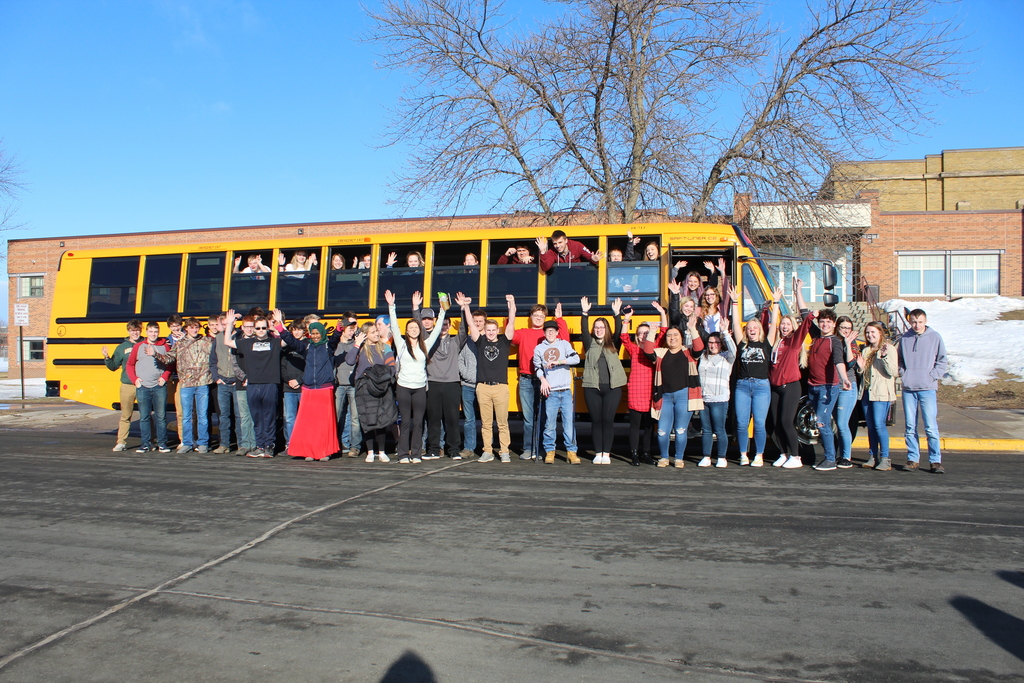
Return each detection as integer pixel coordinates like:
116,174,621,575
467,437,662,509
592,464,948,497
288,386,339,460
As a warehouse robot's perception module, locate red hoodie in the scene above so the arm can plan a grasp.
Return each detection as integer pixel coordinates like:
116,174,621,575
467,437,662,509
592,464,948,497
538,239,600,273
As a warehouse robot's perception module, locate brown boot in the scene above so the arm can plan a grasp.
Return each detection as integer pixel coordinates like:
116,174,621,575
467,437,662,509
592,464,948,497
567,451,581,465
544,451,556,464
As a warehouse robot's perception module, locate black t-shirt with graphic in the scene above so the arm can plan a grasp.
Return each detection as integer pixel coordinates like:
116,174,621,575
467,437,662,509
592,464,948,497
235,336,283,384
475,336,512,384
736,340,772,380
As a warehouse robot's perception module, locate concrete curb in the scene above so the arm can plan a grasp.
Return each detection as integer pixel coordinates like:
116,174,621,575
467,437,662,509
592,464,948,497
851,436,1024,452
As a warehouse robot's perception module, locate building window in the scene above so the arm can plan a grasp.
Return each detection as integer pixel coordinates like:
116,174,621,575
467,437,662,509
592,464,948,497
951,254,999,295
899,255,945,296
18,338,45,362
18,275,44,298
898,252,1001,297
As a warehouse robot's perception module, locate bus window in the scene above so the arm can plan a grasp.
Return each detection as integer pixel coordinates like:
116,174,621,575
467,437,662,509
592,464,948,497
276,247,320,314
741,263,768,322
378,242,426,303
430,240,480,308
607,262,659,299
488,239,538,308
185,252,226,315
88,256,139,316
545,236,599,306
141,254,182,315
229,250,272,313
607,234,660,263
325,246,371,311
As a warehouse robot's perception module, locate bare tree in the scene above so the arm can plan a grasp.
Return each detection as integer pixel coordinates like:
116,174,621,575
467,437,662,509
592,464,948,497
0,141,24,234
366,0,963,226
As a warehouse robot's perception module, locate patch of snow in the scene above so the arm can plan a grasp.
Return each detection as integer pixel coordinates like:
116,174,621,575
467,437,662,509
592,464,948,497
0,357,7,373
881,297,1024,387
0,378,46,400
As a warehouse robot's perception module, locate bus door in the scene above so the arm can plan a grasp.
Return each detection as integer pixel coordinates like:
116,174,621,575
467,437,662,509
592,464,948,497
667,244,737,294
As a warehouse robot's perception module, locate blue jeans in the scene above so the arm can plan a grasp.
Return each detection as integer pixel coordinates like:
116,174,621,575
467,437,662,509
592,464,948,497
734,378,770,456
862,395,891,459
462,384,477,452
136,384,168,449
216,382,237,448
283,390,301,446
903,389,941,463
235,390,256,450
519,374,543,455
808,383,839,463
657,389,694,460
833,383,858,461
336,385,359,450
700,401,729,457
180,385,210,448
542,389,576,454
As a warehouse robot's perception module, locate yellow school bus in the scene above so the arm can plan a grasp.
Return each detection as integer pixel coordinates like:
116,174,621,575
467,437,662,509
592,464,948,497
46,221,787,412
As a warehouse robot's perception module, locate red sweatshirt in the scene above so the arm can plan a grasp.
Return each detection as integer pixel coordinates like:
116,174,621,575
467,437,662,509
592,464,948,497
769,314,815,386
511,319,569,375
538,239,600,273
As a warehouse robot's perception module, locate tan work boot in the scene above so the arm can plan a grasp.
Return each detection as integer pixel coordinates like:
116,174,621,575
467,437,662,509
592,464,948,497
544,451,556,464
567,452,581,465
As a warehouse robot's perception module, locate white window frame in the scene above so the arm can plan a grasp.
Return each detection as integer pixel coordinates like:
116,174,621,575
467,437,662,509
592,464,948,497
896,250,1003,298
17,337,45,362
16,273,46,299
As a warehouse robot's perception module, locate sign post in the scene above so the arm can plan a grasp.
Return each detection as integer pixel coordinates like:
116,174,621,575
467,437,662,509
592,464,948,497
13,304,29,402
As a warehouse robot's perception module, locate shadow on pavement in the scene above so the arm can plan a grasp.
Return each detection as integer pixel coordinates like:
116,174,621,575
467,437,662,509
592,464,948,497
996,569,1024,591
379,650,437,683
949,594,1024,663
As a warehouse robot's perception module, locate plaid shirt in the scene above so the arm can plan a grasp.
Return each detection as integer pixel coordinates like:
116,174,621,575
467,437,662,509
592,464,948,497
620,327,665,412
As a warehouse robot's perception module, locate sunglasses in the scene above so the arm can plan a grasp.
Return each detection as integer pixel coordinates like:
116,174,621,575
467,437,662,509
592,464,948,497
254,326,268,330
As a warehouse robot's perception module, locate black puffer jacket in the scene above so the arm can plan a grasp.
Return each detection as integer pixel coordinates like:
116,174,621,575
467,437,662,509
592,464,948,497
355,365,398,430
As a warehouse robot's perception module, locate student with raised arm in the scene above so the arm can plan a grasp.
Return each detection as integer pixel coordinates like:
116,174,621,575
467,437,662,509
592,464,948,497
580,296,626,465
510,297,569,461
458,292,515,463
536,230,605,273
387,289,446,464
273,310,343,462
807,308,852,471
102,319,142,452
222,310,282,458
156,317,215,454
620,301,668,466
732,285,780,468
643,318,705,469
768,277,816,469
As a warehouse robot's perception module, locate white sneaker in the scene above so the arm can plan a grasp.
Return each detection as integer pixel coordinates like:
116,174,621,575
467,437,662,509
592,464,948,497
603,454,612,464
782,455,803,469
751,454,764,467
112,443,127,452
499,453,511,463
365,453,375,463
698,456,712,467
399,457,410,464
715,458,728,468
739,454,750,466
773,454,788,467
377,453,391,463
411,457,422,464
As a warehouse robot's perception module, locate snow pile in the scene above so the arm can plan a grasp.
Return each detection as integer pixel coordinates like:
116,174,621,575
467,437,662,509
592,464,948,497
0,378,46,400
881,297,1024,387
0,357,7,373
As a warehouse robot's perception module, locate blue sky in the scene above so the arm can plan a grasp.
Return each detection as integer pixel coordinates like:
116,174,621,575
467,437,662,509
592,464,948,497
1,0,1021,315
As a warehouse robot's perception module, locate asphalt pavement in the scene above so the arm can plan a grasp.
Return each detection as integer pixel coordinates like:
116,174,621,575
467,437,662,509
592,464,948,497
1,417,1023,682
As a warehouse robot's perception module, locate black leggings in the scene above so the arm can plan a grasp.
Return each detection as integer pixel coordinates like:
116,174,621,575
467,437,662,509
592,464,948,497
628,409,654,454
769,381,801,456
397,385,427,457
363,427,388,455
584,386,621,454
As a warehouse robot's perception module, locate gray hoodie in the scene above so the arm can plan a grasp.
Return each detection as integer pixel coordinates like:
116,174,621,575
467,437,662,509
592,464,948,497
898,326,948,391
414,308,465,384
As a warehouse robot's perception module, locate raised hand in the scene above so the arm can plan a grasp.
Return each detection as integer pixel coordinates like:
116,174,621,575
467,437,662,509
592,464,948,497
454,291,469,308
580,296,591,314
667,280,681,295
794,276,803,290
535,236,548,254
505,247,516,257
554,301,563,318
384,289,396,306
411,290,423,309
354,331,366,346
506,294,516,312
233,255,242,269
717,257,726,273
622,307,633,323
278,253,286,266
703,260,715,272
675,259,687,271
386,252,398,267
611,297,622,315
592,249,605,262
651,300,665,314
727,285,739,302
145,345,155,356
627,229,640,245
772,285,784,302
272,308,284,324
101,346,110,359
352,256,358,268
308,253,318,266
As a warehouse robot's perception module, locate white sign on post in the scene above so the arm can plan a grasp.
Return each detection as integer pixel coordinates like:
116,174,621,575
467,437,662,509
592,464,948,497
13,304,29,326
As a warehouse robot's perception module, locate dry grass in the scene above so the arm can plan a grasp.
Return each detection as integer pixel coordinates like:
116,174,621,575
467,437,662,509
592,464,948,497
998,309,1024,321
938,371,1024,409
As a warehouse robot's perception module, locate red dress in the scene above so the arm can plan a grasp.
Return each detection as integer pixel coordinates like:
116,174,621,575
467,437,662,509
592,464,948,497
620,327,666,412
287,386,339,460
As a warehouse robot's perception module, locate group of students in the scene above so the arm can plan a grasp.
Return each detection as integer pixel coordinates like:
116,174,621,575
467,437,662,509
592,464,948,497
104,232,948,473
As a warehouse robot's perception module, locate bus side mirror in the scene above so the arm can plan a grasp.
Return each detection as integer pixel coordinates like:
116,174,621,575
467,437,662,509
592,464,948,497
822,292,839,307
822,264,838,291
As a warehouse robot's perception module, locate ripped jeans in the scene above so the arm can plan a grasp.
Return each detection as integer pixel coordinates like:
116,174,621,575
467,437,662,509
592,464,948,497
657,389,694,461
